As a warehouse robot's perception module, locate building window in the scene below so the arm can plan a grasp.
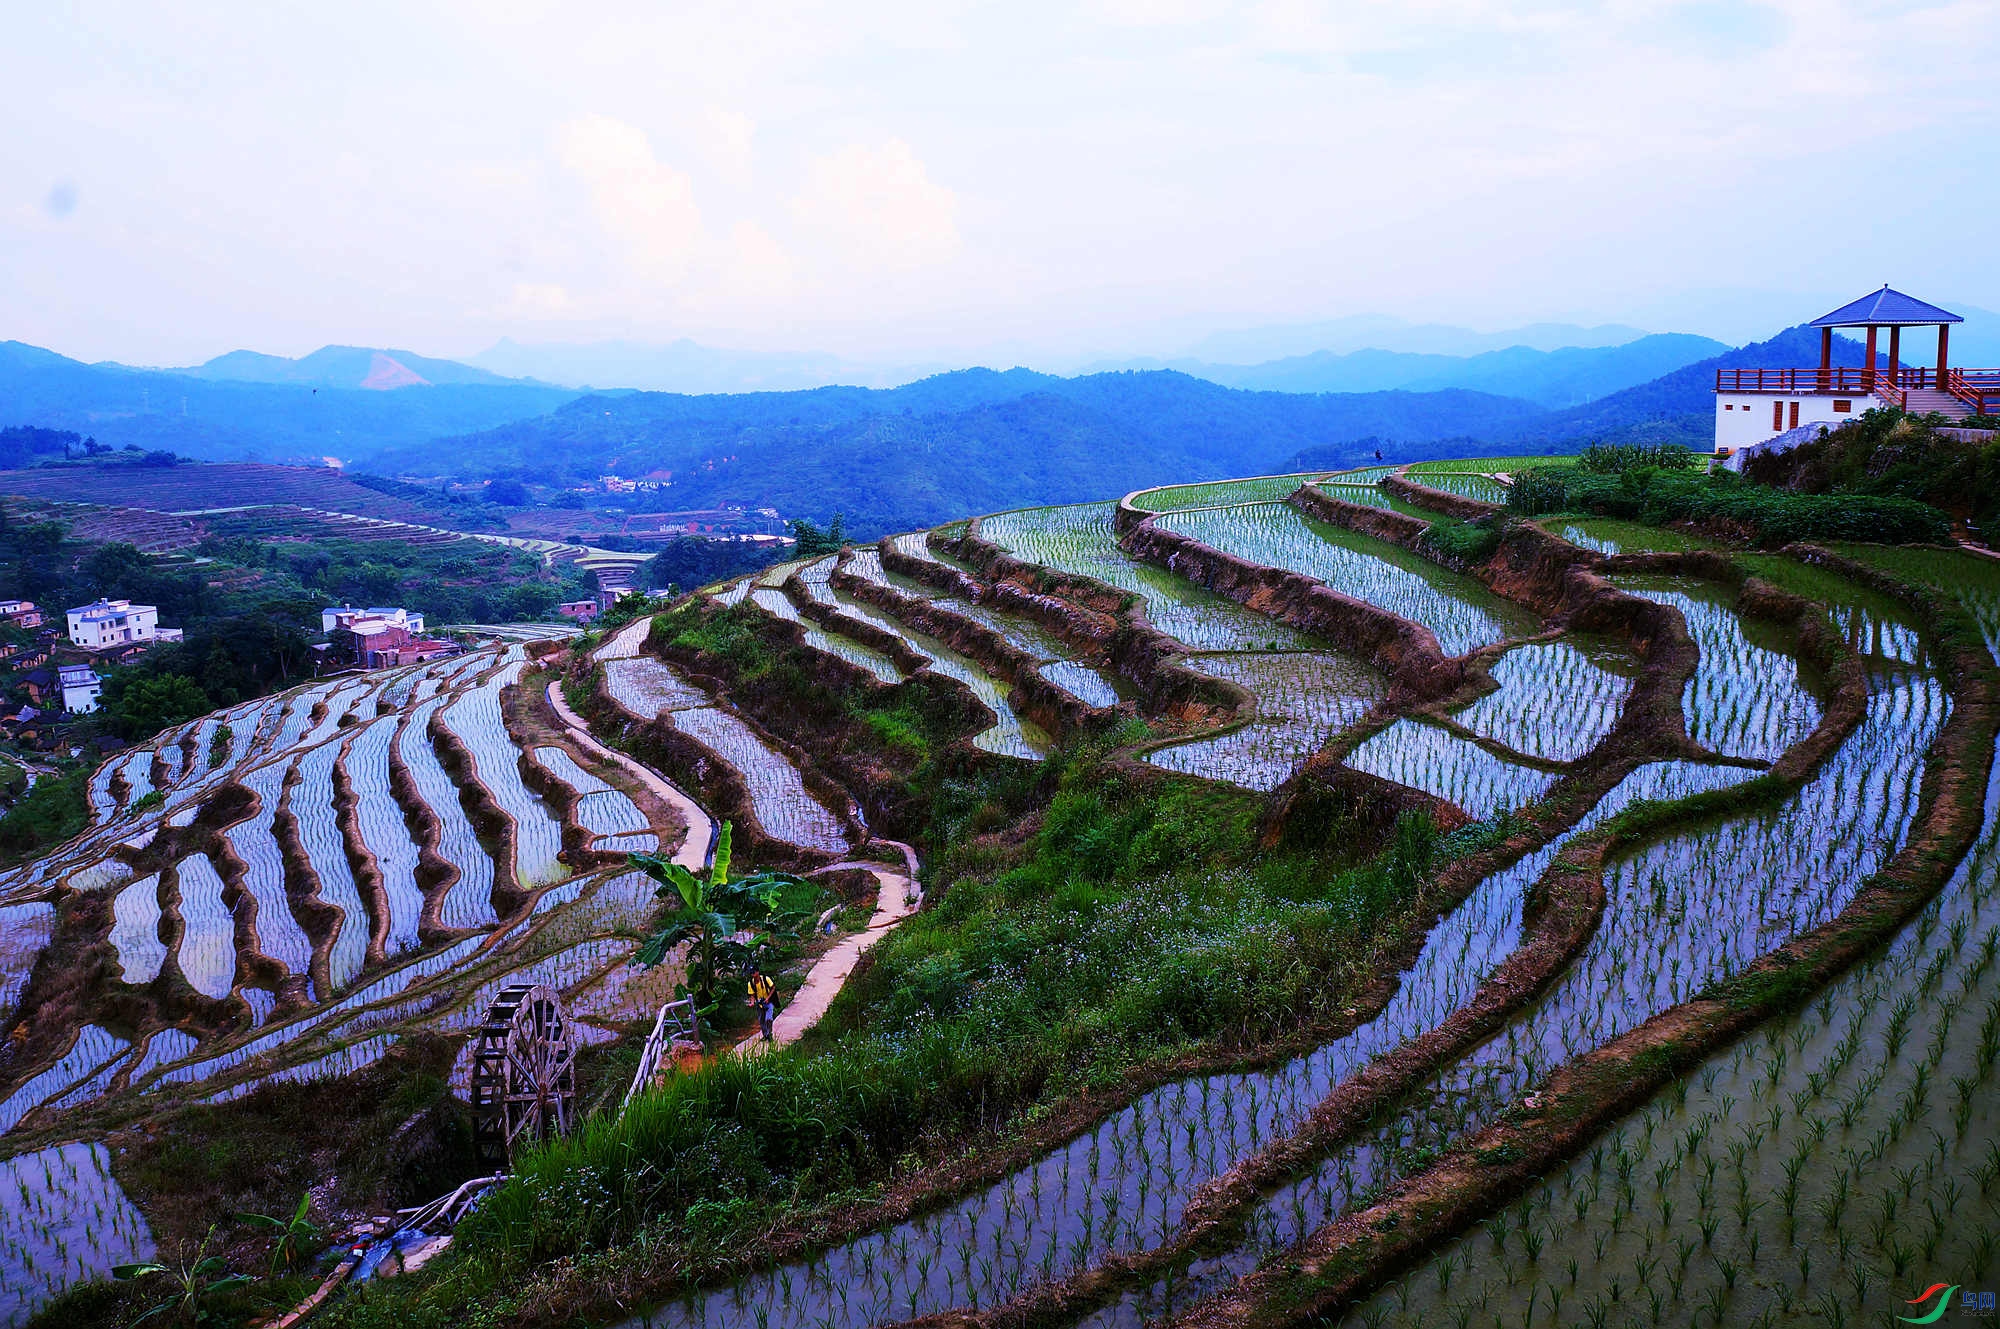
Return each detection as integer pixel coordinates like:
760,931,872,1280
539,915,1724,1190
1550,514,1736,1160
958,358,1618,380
1834,400,1851,412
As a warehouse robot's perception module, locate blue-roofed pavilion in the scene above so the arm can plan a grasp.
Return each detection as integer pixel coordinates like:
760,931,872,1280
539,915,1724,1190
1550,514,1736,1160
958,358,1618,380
1806,285,1962,388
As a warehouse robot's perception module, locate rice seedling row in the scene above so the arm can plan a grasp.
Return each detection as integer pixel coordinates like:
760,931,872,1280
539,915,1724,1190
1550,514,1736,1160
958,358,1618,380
1335,712,2000,1329
1345,720,1555,819
979,503,1320,652
85,759,119,824
1406,456,1572,476
1615,576,1822,762
748,586,903,685
1409,472,1510,503
0,902,55,1018
257,681,340,760
603,656,712,719
1451,640,1633,762
171,853,238,1001
299,676,375,748
0,1142,152,1329
115,748,155,808
343,715,427,957
1556,517,1720,555
398,695,498,930
530,746,654,846
1155,503,1535,656
0,1026,129,1136
1145,652,1384,791
126,1028,200,1083
1126,474,1329,513
667,706,850,853
437,663,568,886
106,874,167,987
221,759,316,984
1224,662,1946,1280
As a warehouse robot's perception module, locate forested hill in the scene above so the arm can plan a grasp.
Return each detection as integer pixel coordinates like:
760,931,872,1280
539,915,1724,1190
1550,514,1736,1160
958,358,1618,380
0,341,578,462
391,369,1550,535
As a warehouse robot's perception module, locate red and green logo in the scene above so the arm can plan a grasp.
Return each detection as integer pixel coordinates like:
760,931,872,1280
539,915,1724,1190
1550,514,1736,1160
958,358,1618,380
1901,1284,1962,1324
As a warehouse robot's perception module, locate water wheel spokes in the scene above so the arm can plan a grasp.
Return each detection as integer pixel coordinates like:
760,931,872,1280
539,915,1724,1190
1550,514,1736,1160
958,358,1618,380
470,983,578,1167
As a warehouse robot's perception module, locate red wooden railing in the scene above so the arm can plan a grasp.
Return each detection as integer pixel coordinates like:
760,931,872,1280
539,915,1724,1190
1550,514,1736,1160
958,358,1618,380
1714,367,1879,393
1948,370,2000,416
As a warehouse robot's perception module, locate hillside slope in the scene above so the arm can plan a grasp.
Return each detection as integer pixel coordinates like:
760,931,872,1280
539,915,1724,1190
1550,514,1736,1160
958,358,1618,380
393,369,1550,534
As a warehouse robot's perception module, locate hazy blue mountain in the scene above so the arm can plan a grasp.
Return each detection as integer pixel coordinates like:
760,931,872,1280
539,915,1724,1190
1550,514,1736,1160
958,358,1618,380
1184,316,1651,364
0,341,578,463
387,368,1550,535
467,337,944,392
178,345,531,389
1091,333,1726,405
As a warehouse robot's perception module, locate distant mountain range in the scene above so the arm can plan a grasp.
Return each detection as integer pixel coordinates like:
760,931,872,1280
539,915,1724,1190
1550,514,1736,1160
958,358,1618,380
1084,333,1728,406
178,345,533,390
5,313,1989,538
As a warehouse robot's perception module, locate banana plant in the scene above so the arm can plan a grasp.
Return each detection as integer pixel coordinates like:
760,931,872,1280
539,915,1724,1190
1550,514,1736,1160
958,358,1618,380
113,1226,255,1324
235,1191,320,1274
628,822,828,1021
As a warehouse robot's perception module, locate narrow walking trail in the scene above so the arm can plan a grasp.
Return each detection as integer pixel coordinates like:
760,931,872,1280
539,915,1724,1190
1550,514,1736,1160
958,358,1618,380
545,680,711,872
749,862,918,1050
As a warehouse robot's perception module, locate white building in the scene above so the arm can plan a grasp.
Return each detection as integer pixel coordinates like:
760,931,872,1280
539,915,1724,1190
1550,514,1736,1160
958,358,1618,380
58,664,102,714
66,599,161,650
1714,286,1998,459
322,605,425,636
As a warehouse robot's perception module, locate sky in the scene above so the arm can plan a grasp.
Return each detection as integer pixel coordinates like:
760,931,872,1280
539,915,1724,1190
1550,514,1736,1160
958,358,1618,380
3,0,1997,369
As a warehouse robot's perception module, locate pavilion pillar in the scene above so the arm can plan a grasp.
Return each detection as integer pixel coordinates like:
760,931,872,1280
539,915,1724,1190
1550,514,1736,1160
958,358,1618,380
1939,325,1951,386
1889,326,1901,385
1864,325,1878,391
1819,326,1832,391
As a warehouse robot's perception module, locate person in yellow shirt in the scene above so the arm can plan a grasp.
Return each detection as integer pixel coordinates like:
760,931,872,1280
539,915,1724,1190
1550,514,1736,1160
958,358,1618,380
747,968,778,1041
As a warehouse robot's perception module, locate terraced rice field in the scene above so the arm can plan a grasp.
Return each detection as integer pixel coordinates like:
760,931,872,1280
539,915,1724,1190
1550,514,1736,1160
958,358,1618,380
1452,639,1635,762
7,461,1998,1329
1156,502,1537,655
1147,653,1384,790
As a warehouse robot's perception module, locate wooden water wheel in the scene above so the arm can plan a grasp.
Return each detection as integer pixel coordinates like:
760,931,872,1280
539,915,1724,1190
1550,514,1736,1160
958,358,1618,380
469,984,577,1167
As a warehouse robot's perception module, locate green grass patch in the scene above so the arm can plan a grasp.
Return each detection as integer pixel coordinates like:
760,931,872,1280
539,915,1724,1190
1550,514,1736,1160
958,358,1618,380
1509,466,1947,546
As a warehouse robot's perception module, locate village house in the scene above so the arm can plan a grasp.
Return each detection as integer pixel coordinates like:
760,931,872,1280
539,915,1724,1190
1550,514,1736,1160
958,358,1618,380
556,599,600,623
66,598,179,650
322,605,427,636
0,600,43,629
58,664,103,714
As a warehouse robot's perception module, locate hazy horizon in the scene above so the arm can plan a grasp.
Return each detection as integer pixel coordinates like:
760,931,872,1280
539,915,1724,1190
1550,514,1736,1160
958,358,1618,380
5,2,1996,369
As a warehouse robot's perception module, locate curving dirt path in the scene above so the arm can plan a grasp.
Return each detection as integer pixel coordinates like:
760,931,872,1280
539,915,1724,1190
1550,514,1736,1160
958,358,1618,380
544,681,710,872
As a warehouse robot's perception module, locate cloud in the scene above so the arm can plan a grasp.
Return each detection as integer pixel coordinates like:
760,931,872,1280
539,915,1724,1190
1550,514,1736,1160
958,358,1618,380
790,139,959,273
696,107,757,186
505,282,575,317
556,114,704,284
43,182,77,218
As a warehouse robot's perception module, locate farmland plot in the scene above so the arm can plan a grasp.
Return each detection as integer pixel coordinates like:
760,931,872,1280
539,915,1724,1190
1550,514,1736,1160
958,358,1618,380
603,657,711,719
1127,474,1329,512
1146,653,1384,791
1615,575,1822,762
222,760,315,984
1337,697,1983,1328
343,716,426,957
1451,639,1634,762
107,875,166,986
1221,659,1947,1288
0,902,54,1017
0,1142,151,1329
1157,503,1536,655
171,854,238,1001
0,1026,129,1135
980,503,1319,652
668,707,849,854
399,696,497,930
1345,719,1555,818
290,743,371,991
437,663,568,886
531,746,656,852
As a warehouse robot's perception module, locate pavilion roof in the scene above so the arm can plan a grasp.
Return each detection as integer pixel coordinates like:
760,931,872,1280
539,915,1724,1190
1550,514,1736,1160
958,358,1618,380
1810,286,1962,327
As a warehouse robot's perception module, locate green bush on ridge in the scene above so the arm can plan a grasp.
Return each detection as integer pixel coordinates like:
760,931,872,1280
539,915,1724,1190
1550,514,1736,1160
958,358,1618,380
1506,463,1949,546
